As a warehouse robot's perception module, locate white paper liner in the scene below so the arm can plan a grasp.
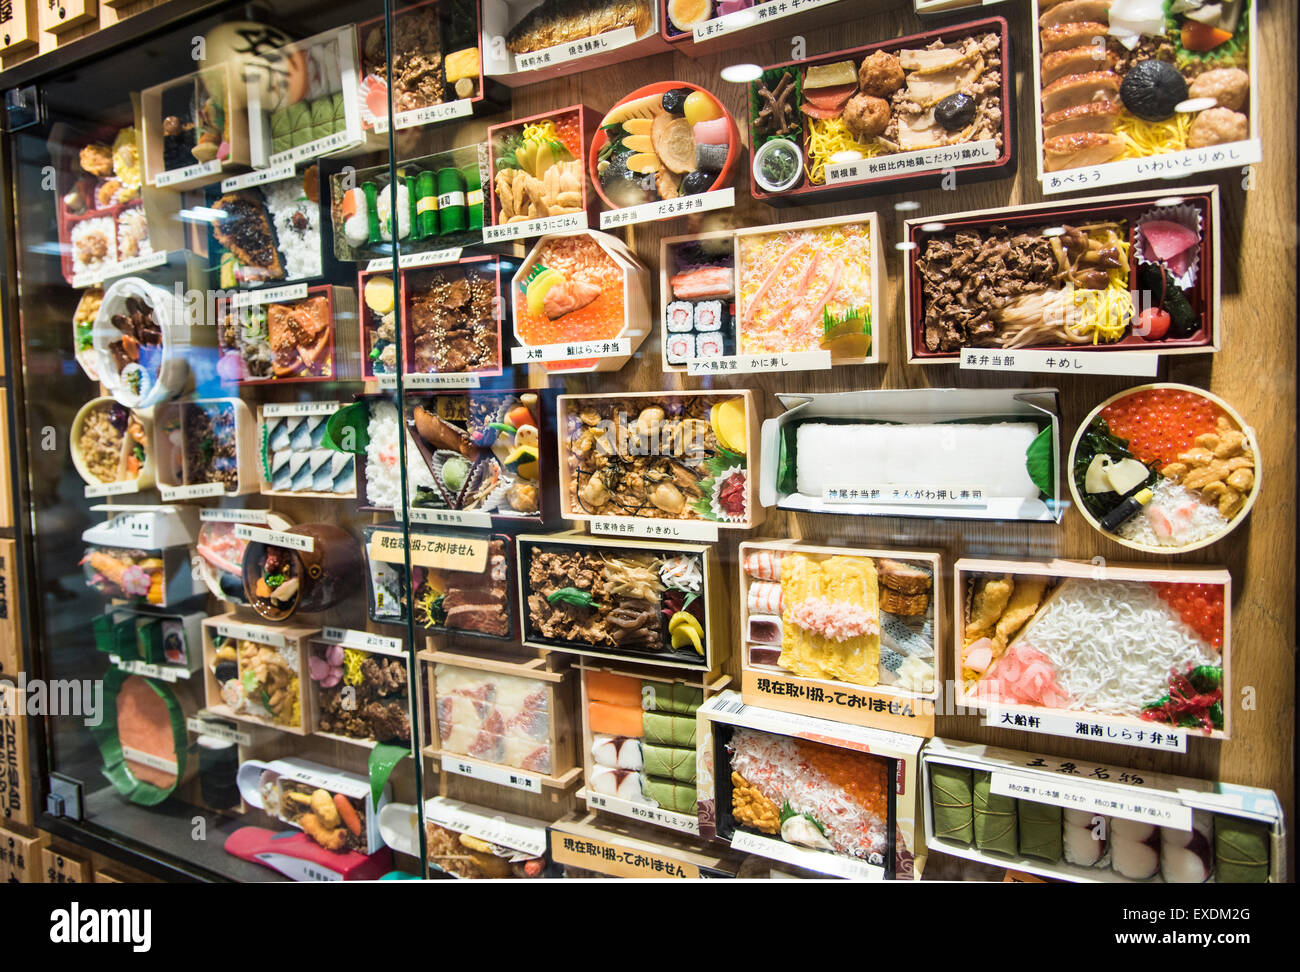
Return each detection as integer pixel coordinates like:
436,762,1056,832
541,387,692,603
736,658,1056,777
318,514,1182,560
1134,202,1203,291
708,464,748,522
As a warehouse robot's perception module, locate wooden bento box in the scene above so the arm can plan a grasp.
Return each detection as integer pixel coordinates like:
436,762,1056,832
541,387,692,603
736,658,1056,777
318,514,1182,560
256,401,357,500
510,230,651,374
577,659,728,836
201,615,318,736
555,389,762,530
485,105,601,242
220,284,359,385
660,212,884,373
154,398,259,499
517,532,729,674
418,648,580,794
922,737,1286,884
904,187,1222,363
953,558,1232,747
140,61,251,191
697,691,926,880
1031,1,1261,194
747,16,1012,206
738,540,942,736
306,626,410,749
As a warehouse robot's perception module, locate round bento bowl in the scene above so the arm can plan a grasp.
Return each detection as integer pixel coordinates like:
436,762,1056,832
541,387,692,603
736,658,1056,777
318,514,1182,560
1068,383,1260,555
92,276,191,409
242,523,362,621
588,81,740,211
70,396,156,491
196,511,294,604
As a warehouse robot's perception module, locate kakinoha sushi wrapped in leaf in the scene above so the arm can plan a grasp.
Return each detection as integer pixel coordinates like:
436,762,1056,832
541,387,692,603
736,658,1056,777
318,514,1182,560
1213,816,1270,883
929,764,974,846
1018,800,1063,862
972,770,1017,856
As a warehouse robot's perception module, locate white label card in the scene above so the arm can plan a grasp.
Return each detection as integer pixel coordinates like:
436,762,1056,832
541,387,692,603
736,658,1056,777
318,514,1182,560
512,338,630,364
984,706,1188,753
261,401,339,418
269,131,361,166
72,249,169,288
442,756,542,793
424,803,547,856
823,484,989,506
120,745,178,774
826,139,998,185
233,524,314,552
584,791,700,836
402,372,482,389
729,829,885,880
84,480,140,498
200,508,272,524
186,718,253,746
230,283,309,308
407,508,493,529
988,771,1193,831
154,159,222,187
1042,138,1262,195
960,347,1161,378
686,350,831,375
692,0,841,41
514,26,638,72
371,98,472,134
320,626,404,656
588,517,719,542
483,211,585,242
109,656,181,682
222,161,296,192
213,620,284,648
159,482,227,501
600,187,734,229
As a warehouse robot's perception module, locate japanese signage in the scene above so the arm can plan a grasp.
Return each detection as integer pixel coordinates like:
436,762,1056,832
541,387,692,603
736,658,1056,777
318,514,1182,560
686,350,832,375
159,482,227,502
222,161,296,192
371,98,472,134
0,683,32,826
200,507,273,524
550,832,700,879
988,770,1192,831
1042,139,1262,195
824,484,989,507
424,801,547,857
71,249,170,289
483,211,585,243
400,372,483,389
153,159,223,188
742,669,933,736
0,539,17,677
515,26,637,72
368,530,489,573
589,516,719,542
186,718,252,746
84,479,141,499
692,0,840,41
442,756,541,793
585,791,700,836
270,130,361,167
262,400,338,418
826,139,997,185
110,656,182,682
984,706,1188,753
320,626,404,656
230,283,309,308
512,338,631,364
0,825,48,883
959,347,1160,378
233,524,314,552
42,848,92,885
212,619,285,648
600,187,735,229
730,829,884,880
406,507,493,529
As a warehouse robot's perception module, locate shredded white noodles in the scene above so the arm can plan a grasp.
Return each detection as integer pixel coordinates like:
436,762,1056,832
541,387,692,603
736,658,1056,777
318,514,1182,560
1011,578,1218,715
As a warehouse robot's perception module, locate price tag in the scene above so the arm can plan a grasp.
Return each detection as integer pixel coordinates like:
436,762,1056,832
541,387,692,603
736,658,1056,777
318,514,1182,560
728,829,885,880
200,508,272,524
120,745,178,774
319,626,404,656
372,98,472,134
109,656,181,682
442,757,542,793
600,187,734,229
512,337,630,364
960,347,1160,377
269,131,360,166
514,26,638,72
159,482,227,501
261,401,338,418
84,480,140,498
186,718,253,746
230,283,309,308
72,250,170,288
402,372,482,389
483,211,585,242
407,508,493,529
983,706,1188,753
367,530,489,572
686,350,831,375
221,161,296,192
692,0,841,41
825,139,998,185
588,517,719,542
584,791,700,836
153,159,222,187
1042,138,1262,195
823,484,989,506
213,620,285,647
233,524,314,552
988,771,1193,831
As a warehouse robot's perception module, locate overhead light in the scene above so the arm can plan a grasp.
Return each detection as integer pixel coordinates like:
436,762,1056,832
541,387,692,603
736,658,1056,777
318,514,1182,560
894,200,921,212
720,63,763,84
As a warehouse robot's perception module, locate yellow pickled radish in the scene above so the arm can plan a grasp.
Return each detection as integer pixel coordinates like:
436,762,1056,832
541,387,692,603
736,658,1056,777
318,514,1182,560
710,398,748,455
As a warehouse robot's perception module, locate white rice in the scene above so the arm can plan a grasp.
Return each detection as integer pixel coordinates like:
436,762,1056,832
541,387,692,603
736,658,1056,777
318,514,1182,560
70,216,116,275
364,400,434,509
1011,578,1219,715
264,180,321,280
1115,479,1229,548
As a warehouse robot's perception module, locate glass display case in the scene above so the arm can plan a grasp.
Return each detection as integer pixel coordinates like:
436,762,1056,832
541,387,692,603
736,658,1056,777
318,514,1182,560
0,0,1292,883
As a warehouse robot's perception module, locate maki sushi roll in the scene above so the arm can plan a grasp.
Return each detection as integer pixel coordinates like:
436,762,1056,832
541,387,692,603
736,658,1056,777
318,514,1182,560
696,332,724,358
666,300,693,333
665,332,696,365
695,299,724,332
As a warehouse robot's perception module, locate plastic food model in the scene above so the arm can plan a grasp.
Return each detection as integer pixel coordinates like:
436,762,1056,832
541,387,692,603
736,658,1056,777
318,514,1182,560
92,276,189,409
310,640,411,745
154,72,230,175
157,400,248,494
385,535,512,637
61,127,149,285
1035,0,1254,175
209,631,302,729
359,272,399,377
741,544,936,695
261,408,355,496
195,514,294,604
1070,385,1257,552
425,819,545,878
503,0,654,56
240,759,382,854
958,565,1228,736
241,523,361,621
357,0,481,125
404,392,546,520
751,24,1005,192
592,82,736,207
82,547,166,605
523,540,709,666
910,191,1217,357
405,259,504,377
72,398,151,488
263,34,350,157
560,394,753,525
434,664,554,774
492,111,587,226
219,290,343,382
210,165,322,286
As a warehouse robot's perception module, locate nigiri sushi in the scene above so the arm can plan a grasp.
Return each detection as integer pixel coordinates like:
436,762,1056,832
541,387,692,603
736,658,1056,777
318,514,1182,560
589,766,648,804
1111,819,1160,880
591,734,643,771
1160,811,1214,884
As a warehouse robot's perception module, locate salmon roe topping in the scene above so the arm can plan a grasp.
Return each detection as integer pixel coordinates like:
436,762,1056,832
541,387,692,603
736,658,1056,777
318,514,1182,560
1100,388,1226,467
553,112,583,160
795,738,890,819
1153,582,1225,649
